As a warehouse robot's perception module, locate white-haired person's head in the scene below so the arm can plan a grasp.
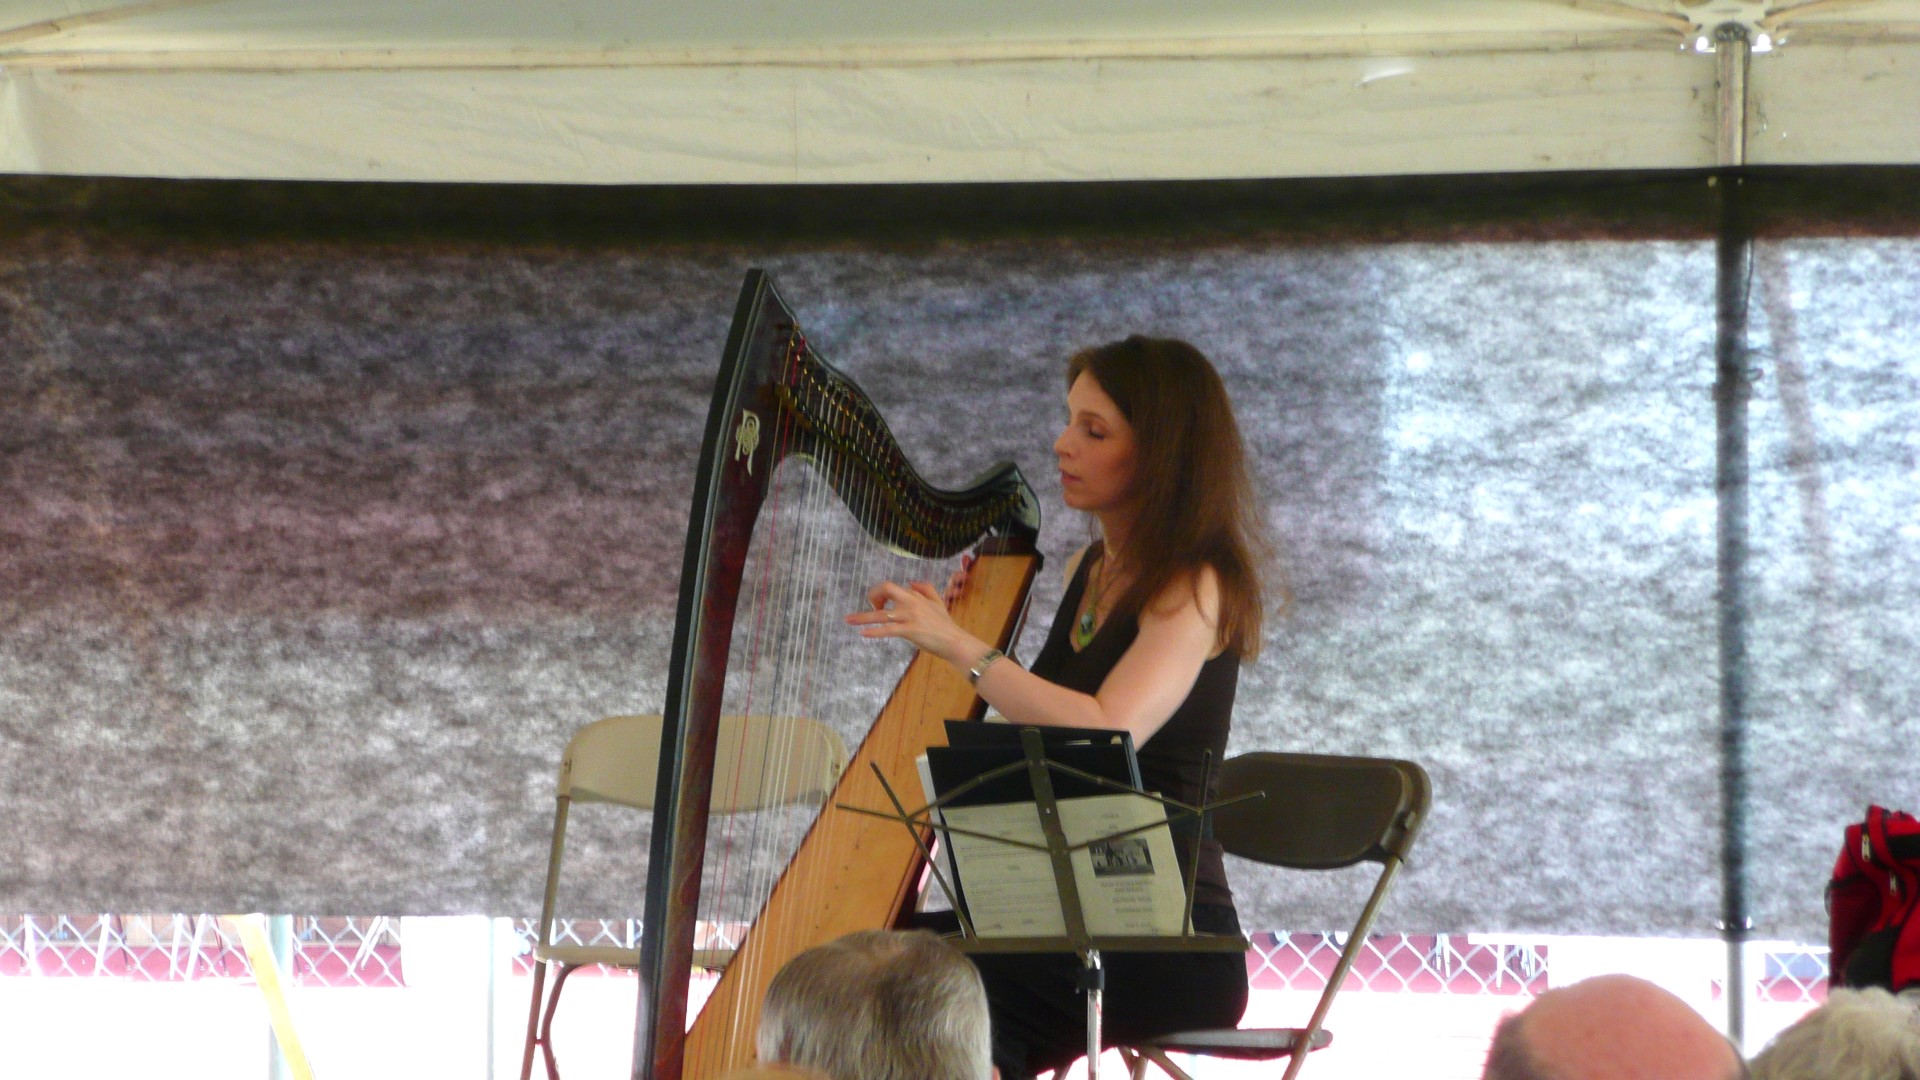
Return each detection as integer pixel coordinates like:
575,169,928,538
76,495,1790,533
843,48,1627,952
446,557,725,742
757,929,993,1080
1750,987,1920,1080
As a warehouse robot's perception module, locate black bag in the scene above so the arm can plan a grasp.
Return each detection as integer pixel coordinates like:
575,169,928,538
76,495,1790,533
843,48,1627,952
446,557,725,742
1827,805,1920,993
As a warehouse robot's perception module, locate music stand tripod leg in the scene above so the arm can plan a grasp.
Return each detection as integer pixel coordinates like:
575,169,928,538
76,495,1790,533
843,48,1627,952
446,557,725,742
1081,949,1104,1080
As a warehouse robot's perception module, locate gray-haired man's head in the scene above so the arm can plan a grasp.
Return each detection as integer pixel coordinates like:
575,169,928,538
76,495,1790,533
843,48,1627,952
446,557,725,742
757,929,992,1080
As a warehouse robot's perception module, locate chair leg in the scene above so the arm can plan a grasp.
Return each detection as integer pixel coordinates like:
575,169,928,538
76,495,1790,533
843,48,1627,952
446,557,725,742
539,964,581,1080
1137,1046,1196,1080
1281,1040,1310,1080
521,962,581,1080
520,960,551,1080
1057,1046,1179,1080
1278,855,1408,1080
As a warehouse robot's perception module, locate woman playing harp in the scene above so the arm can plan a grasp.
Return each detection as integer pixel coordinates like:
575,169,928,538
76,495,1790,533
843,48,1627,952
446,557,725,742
848,336,1271,1080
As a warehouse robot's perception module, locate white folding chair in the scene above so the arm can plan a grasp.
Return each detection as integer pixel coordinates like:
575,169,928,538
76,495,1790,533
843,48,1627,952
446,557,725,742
518,713,847,1080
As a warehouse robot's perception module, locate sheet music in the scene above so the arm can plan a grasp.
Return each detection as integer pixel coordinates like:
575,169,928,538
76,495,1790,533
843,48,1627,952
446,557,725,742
941,792,1190,938
917,754,959,913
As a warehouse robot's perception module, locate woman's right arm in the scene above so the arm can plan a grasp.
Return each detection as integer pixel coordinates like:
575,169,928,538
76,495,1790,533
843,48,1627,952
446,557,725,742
848,559,1221,746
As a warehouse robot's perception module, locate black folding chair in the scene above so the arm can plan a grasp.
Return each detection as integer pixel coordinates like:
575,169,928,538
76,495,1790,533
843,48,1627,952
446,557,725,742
1115,752,1430,1080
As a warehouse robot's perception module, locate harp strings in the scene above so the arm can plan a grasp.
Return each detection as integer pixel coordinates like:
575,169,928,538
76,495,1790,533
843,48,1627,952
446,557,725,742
687,386,956,1072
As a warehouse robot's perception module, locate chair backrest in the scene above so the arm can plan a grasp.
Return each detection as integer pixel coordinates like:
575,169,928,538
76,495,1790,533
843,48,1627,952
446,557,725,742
559,714,847,813
1211,751,1430,870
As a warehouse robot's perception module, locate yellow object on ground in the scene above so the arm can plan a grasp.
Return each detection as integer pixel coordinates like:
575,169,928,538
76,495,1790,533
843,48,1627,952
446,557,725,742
226,914,316,1080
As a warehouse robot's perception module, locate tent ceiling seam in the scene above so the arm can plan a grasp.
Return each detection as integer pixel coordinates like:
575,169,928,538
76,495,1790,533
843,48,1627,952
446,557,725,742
0,0,236,48
1541,0,1692,32
0,29,1697,72
1762,0,1889,31
1769,19,1920,40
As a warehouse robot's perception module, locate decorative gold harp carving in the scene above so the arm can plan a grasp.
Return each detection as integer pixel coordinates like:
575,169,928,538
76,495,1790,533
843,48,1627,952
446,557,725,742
634,270,1042,1080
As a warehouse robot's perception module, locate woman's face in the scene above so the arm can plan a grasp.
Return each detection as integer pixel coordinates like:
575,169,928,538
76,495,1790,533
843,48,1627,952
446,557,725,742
1054,372,1140,517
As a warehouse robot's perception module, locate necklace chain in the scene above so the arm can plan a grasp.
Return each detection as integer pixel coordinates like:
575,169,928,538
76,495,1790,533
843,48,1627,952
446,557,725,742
1073,550,1112,649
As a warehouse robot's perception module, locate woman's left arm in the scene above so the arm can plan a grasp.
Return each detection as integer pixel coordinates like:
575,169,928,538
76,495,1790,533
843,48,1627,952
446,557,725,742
1076,575,1220,742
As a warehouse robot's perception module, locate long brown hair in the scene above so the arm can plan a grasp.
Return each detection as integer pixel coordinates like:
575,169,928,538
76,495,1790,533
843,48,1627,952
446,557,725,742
1067,336,1273,658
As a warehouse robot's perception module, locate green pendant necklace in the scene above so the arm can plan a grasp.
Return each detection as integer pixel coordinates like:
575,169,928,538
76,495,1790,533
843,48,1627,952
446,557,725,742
1073,552,1109,649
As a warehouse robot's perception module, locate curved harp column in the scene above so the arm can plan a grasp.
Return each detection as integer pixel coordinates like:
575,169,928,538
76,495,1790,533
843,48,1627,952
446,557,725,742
636,270,1042,1080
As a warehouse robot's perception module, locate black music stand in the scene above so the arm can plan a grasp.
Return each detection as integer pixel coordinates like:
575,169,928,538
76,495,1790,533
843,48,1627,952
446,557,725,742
841,727,1254,1080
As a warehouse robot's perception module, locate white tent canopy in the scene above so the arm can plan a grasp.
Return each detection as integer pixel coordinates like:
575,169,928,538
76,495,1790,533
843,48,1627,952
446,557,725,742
3,0,1919,183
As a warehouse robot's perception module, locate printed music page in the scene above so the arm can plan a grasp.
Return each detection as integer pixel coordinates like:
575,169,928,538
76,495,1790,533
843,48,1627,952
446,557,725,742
916,754,960,913
942,792,1189,938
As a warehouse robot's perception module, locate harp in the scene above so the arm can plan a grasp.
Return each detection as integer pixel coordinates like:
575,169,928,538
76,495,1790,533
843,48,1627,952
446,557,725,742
634,270,1043,1080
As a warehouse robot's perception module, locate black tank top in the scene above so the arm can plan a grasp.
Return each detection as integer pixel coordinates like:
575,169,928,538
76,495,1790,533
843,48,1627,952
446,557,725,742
1026,543,1237,908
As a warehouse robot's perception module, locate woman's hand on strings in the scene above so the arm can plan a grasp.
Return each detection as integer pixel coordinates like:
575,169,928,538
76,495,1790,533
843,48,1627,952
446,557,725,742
847,579,979,666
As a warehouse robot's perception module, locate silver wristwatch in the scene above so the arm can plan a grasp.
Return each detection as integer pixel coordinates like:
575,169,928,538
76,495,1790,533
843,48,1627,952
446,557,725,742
967,648,1005,686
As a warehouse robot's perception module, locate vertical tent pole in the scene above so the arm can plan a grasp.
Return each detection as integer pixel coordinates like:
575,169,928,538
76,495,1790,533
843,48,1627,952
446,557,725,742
1711,19,1755,1050
269,914,297,1080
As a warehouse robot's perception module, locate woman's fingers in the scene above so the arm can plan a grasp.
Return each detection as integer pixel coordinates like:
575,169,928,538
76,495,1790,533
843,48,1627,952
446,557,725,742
850,581,910,635
847,579,959,649
943,553,975,606
851,568,975,662
848,607,894,628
